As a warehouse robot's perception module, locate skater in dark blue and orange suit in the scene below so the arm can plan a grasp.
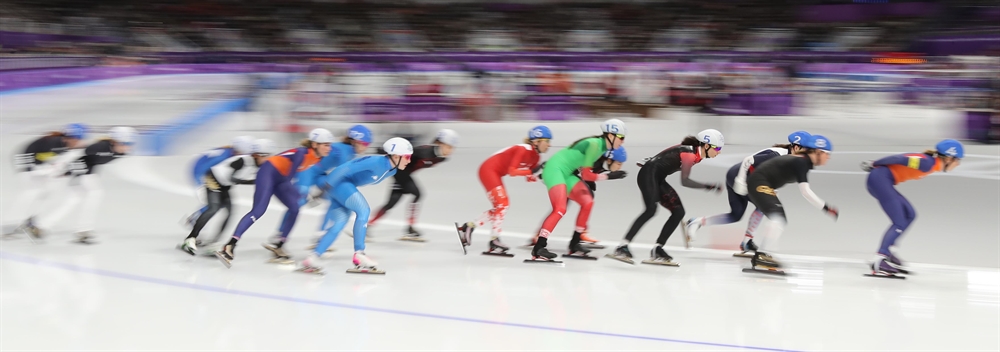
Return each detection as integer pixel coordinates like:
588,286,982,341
862,139,964,277
214,128,334,268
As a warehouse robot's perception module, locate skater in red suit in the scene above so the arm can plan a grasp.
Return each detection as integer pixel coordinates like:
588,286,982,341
456,126,552,255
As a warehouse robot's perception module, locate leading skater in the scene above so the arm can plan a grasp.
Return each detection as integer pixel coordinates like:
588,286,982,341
297,137,413,275
608,129,724,266
683,131,811,256
861,139,964,278
742,135,839,274
215,128,333,268
7,123,88,238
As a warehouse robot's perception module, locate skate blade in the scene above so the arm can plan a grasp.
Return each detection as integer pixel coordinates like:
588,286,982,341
176,245,196,256
742,267,786,276
398,236,426,242
523,258,562,264
581,243,606,249
74,238,97,245
604,253,635,265
561,253,598,261
864,273,906,280
267,258,295,265
641,259,680,267
214,252,232,269
454,222,470,255
296,267,326,275
347,267,386,275
482,251,514,257
732,252,754,258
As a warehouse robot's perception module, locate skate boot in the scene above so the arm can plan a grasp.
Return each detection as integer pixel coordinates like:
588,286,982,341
605,244,635,264
296,254,325,275
682,217,703,249
733,238,759,258
865,257,905,279
524,237,559,263
884,251,910,275
578,232,605,249
74,231,96,245
177,237,198,256
455,222,474,254
564,241,596,260
399,225,426,242
214,243,236,268
642,245,678,266
262,241,293,264
744,251,785,276
16,217,44,241
483,237,513,257
348,252,385,274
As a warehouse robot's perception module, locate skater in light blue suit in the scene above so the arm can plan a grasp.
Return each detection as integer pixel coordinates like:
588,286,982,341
298,137,413,274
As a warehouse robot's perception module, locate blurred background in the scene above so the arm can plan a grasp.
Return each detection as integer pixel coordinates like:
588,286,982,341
1,0,998,147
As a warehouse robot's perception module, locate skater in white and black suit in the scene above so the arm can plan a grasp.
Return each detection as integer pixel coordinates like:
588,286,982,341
743,134,838,273
178,139,275,255
34,126,136,244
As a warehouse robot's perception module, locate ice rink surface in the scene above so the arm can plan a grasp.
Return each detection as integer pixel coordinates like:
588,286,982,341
2,76,999,351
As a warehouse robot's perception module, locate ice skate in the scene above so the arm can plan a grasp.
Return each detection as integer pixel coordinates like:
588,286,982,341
524,238,560,263
605,244,635,264
578,232,605,249
682,218,702,249
743,251,786,276
455,222,473,254
562,238,596,260
399,225,426,242
482,238,513,257
74,231,96,245
347,252,385,275
642,245,678,266
296,254,325,275
19,218,44,242
214,244,235,268
262,241,294,264
198,241,222,257
884,251,910,275
177,238,197,256
864,258,906,280
733,238,759,258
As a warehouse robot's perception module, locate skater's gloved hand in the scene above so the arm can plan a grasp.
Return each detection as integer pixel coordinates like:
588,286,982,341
705,183,723,194
606,170,627,180
860,160,874,172
822,204,839,221
525,174,539,183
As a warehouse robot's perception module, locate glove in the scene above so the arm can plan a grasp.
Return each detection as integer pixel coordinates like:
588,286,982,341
525,174,539,183
705,183,723,194
822,204,839,221
606,170,627,180
860,161,873,172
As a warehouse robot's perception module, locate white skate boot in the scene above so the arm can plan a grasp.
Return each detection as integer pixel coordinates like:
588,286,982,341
347,251,384,275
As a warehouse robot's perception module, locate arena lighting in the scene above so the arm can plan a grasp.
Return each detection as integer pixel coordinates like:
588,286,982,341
872,57,928,64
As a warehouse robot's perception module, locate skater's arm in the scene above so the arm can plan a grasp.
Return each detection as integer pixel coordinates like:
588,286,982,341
797,183,826,209
873,154,934,172
577,166,607,181
679,152,710,189
228,158,255,185
733,155,755,195
506,146,533,176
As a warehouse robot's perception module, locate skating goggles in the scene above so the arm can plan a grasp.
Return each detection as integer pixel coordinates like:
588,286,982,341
613,134,625,140
709,144,722,152
356,141,370,147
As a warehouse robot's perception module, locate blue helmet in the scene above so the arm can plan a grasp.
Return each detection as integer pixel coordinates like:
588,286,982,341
528,125,553,140
347,125,373,144
608,147,627,163
935,139,964,159
788,131,811,146
63,123,88,140
805,134,833,152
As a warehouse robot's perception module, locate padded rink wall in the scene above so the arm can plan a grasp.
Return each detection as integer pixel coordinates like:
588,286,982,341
141,97,251,156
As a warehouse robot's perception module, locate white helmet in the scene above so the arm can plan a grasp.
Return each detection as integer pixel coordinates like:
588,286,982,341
308,128,335,144
601,119,627,136
251,138,276,155
697,129,725,147
435,129,459,147
110,126,137,145
383,137,413,156
232,135,254,154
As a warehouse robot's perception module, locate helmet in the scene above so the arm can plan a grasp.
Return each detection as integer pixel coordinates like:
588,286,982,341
935,139,964,159
528,125,553,140
63,123,88,140
601,119,627,136
697,129,725,147
435,129,459,146
346,125,373,144
308,128,335,144
788,131,811,146
251,138,276,156
608,147,627,163
383,137,414,156
110,126,136,145
805,135,833,152
232,135,254,155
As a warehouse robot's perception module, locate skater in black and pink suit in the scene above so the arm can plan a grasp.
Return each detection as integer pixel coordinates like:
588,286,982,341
368,129,456,241
607,129,725,266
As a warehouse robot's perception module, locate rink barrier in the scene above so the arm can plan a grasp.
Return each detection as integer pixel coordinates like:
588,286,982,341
0,63,306,93
143,98,250,156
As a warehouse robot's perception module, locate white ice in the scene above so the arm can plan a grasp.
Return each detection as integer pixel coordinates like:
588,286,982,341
1,75,998,351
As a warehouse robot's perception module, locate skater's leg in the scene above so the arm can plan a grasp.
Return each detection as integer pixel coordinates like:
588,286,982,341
231,164,277,241
404,178,421,227
274,180,302,242
705,187,748,226
655,183,684,246
623,168,660,243
743,208,764,241
568,181,594,233
538,184,568,239
212,188,234,242
9,166,53,224
369,184,404,225
276,179,311,239
867,169,913,257
188,190,224,239
73,174,104,233
314,204,350,256
342,191,371,252
35,176,85,231
747,185,786,253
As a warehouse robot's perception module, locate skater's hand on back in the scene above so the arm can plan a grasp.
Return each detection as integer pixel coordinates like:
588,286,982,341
705,183,723,194
525,174,539,183
606,170,627,180
860,161,874,172
822,204,839,221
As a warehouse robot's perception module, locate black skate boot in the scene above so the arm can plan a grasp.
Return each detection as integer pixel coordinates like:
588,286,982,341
744,251,786,276
865,257,906,279
642,245,678,266
483,238,513,257
733,238,759,258
262,241,293,265
214,241,236,268
74,231,96,245
524,237,560,263
604,244,635,264
454,222,474,254
400,225,426,242
562,232,596,260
